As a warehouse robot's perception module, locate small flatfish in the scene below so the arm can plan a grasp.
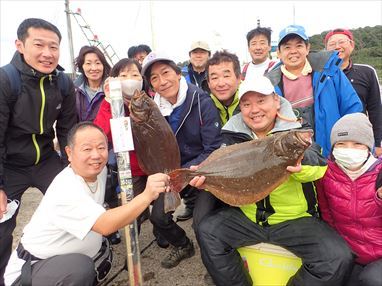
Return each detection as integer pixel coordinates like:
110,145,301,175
130,90,181,212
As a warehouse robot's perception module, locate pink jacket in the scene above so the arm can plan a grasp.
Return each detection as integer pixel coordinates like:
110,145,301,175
316,159,382,265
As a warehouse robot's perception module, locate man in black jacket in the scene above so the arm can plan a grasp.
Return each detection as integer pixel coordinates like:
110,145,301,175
0,18,77,284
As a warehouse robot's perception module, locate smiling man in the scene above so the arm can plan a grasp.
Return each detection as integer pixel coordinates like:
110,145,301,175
207,50,242,126
241,27,278,81
192,76,353,286
266,24,363,157
141,51,222,269
181,41,211,93
4,122,170,286
0,18,77,284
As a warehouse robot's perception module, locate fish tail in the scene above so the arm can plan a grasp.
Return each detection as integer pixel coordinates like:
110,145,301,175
168,168,192,193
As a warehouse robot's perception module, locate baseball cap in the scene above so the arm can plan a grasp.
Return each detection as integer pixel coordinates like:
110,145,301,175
278,25,309,46
141,51,175,77
189,41,211,53
238,76,275,100
324,28,354,44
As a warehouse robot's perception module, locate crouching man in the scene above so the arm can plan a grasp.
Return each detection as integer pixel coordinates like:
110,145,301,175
4,122,170,285
190,76,354,286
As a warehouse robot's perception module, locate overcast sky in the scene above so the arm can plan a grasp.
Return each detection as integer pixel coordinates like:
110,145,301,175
1,0,381,72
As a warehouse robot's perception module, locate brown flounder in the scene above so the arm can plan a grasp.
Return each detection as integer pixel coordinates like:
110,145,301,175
168,130,313,206
130,90,181,211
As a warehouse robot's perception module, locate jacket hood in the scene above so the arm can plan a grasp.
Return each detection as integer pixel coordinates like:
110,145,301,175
222,96,301,137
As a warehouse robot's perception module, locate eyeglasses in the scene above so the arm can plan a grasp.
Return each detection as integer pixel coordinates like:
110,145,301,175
327,39,352,49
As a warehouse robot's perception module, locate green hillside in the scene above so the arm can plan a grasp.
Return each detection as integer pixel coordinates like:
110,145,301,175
310,25,382,80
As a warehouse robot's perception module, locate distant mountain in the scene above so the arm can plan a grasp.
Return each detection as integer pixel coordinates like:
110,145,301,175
310,25,382,80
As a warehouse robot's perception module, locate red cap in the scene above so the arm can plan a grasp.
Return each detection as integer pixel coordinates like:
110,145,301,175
324,29,354,44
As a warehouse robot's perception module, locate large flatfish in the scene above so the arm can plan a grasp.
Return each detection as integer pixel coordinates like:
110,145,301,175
168,130,313,206
130,90,181,212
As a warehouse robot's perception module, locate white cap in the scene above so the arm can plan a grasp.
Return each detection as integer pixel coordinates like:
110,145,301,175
141,51,175,77
189,40,211,53
238,76,275,100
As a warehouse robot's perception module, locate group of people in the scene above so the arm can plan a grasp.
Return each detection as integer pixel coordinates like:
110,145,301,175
0,17,381,286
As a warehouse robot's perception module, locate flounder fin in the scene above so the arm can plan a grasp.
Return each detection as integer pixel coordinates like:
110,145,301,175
168,168,193,193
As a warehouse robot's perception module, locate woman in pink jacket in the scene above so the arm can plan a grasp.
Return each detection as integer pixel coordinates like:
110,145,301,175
317,113,382,286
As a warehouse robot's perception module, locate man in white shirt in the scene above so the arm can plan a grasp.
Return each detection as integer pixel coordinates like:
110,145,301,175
241,27,277,81
4,122,170,285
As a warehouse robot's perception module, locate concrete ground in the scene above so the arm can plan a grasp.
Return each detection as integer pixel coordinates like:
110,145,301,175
12,188,208,286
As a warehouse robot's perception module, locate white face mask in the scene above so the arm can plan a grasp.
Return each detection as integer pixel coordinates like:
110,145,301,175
332,147,369,170
120,79,143,98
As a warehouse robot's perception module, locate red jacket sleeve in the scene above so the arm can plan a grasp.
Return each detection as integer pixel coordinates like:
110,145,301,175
94,99,112,142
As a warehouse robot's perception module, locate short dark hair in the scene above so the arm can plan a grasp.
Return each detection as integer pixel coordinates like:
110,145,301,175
17,18,62,43
127,44,152,58
206,50,241,80
111,58,142,77
75,45,111,82
246,27,272,46
111,58,148,92
278,34,309,48
67,121,107,148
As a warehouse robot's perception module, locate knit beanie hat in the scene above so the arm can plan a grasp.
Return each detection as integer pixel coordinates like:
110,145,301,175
330,113,374,150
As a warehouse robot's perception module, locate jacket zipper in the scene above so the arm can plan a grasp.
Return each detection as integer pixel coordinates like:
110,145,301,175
175,91,196,136
32,76,47,164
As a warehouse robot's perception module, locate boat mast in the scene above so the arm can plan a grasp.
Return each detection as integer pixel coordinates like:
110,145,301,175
64,0,76,78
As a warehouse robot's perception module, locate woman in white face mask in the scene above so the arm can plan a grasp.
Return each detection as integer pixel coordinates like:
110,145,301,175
316,113,382,286
94,59,150,242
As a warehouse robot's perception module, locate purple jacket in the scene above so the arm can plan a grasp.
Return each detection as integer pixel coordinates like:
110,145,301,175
316,159,382,265
74,74,105,122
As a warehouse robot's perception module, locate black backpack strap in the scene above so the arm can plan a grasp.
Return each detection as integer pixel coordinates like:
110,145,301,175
1,64,70,111
1,63,21,109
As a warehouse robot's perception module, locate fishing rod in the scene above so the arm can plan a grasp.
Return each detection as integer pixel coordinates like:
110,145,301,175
109,79,142,286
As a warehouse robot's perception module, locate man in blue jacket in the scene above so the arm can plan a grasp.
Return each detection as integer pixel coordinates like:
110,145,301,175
142,51,222,269
266,24,362,157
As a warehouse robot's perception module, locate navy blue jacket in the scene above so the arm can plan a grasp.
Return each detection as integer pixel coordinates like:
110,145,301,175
168,83,222,168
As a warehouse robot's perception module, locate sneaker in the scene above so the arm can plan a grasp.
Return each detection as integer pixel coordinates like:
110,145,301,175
204,272,215,285
107,231,121,245
176,207,193,221
161,240,195,268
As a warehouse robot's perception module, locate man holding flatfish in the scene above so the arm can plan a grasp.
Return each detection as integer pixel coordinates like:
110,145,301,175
137,51,222,269
188,76,354,286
